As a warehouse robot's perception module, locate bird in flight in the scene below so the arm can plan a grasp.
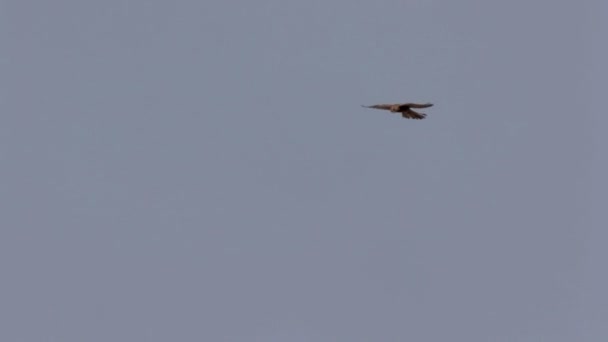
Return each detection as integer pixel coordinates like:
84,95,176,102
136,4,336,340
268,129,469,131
362,102,433,120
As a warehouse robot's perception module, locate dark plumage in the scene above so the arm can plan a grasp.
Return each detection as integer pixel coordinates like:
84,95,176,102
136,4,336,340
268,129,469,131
362,102,433,120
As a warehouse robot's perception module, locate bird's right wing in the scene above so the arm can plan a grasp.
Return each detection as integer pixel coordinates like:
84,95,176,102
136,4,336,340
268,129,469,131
362,104,394,110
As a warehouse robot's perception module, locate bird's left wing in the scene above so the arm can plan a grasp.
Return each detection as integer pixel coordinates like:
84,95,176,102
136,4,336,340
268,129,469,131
402,103,433,108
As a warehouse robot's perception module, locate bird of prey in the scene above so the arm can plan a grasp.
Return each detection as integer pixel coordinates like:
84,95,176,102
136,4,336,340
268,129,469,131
362,102,433,120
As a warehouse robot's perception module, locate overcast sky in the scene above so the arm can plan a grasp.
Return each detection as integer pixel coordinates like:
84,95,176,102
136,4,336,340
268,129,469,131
2,0,606,341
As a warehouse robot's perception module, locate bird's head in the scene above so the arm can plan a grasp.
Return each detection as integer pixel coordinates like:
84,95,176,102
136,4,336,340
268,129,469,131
390,105,400,112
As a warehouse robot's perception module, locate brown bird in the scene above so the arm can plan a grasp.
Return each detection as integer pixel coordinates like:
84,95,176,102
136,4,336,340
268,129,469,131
362,102,433,120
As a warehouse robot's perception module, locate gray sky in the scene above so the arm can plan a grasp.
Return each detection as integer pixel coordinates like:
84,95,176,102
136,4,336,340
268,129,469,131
2,0,605,341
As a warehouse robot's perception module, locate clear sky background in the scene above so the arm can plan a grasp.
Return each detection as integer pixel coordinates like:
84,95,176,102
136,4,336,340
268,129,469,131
2,0,606,341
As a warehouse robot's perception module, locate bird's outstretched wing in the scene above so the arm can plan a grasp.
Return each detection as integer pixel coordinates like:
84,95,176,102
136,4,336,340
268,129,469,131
401,103,433,109
361,104,393,111
401,109,427,120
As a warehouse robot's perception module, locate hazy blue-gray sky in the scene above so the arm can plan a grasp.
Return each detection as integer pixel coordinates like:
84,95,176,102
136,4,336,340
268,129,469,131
2,0,605,341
